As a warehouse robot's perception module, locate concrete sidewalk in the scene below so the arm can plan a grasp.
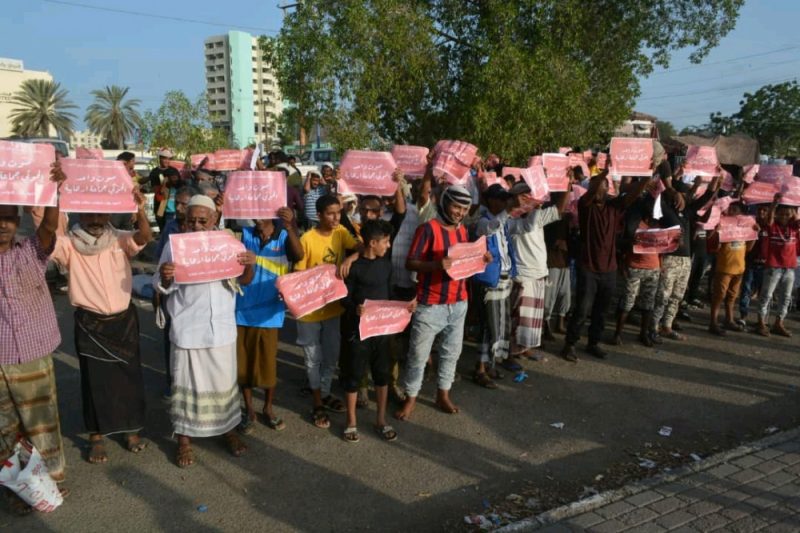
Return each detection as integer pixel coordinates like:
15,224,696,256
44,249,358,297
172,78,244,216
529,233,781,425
503,429,800,532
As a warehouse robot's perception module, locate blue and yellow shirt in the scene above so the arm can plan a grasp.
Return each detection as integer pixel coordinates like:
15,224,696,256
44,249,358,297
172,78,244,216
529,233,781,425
235,226,291,328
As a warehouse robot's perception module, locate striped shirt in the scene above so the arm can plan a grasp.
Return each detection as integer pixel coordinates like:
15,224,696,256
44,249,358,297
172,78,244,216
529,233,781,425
303,186,328,223
235,226,291,328
407,218,469,305
0,237,61,364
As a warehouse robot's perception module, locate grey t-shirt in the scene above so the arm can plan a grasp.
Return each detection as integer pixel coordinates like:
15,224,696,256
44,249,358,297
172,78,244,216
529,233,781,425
508,205,561,280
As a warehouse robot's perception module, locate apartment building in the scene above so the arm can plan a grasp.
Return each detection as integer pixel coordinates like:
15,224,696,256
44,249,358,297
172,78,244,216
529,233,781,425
70,129,103,149
0,57,54,138
204,31,283,148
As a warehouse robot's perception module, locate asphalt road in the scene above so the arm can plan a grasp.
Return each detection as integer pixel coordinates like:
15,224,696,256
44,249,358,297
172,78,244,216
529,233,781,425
4,227,799,532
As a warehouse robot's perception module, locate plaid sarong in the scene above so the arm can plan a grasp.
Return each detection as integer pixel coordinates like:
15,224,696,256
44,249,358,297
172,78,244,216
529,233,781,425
511,277,546,352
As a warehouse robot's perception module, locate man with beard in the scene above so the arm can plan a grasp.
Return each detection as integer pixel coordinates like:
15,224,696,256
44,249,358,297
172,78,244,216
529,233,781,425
50,184,152,464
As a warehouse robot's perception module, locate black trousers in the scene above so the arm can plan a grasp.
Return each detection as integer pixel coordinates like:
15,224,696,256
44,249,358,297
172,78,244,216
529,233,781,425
566,269,617,346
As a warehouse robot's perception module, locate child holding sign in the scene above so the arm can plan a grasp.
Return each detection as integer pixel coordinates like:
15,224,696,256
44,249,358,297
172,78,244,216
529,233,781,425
341,220,416,442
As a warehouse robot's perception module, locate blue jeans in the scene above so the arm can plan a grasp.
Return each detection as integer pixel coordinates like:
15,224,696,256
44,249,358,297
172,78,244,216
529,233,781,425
296,316,341,396
403,301,467,398
738,263,764,318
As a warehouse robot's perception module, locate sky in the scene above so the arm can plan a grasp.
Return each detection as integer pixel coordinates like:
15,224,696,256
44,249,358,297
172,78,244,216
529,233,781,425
1,0,798,133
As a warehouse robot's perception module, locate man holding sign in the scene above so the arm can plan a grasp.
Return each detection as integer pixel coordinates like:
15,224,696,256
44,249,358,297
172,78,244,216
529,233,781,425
0,162,69,512
154,195,255,467
50,182,152,465
396,185,492,420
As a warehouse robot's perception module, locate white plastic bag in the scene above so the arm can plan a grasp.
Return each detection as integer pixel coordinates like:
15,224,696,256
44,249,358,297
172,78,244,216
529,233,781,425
0,440,63,512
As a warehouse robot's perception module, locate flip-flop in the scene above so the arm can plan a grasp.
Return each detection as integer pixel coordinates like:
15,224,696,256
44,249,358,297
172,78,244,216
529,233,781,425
176,444,194,468
87,440,108,465
374,424,397,442
312,406,330,429
473,371,498,389
264,416,286,431
343,426,360,443
237,417,255,435
126,435,148,453
224,433,247,457
321,395,346,413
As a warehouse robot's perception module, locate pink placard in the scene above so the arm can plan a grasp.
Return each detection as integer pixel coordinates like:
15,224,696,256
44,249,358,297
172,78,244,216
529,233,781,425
698,196,734,230
558,147,571,154
520,165,550,202
170,231,246,284
212,149,246,171
596,153,608,170
337,150,398,196
390,145,429,178
191,153,215,170
633,226,682,254
698,206,722,231
432,140,478,185
542,153,570,191
742,164,759,184
500,166,524,181
75,147,104,160
222,171,287,219
568,152,591,178
167,160,187,171
720,169,735,192
481,171,510,191
718,215,758,243
275,264,348,318
527,155,543,167
610,138,653,177
0,140,57,207
683,145,719,177
756,164,791,186
743,181,781,205
59,159,136,213
780,176,800,207
565,184,587,215
358,299,414,341
445,236,487,281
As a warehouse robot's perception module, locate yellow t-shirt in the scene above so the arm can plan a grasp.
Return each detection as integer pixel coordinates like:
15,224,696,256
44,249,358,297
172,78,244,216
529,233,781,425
294,225,359,322
716,241,746,275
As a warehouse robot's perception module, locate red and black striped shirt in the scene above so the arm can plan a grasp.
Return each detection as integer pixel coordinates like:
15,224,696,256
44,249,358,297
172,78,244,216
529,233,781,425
407,219,469,305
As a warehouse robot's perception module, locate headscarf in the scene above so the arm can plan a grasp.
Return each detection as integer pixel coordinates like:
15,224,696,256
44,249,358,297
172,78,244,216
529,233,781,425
436,184,472,227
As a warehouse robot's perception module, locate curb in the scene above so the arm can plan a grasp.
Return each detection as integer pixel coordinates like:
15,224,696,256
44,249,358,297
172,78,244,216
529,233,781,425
496,426,800,532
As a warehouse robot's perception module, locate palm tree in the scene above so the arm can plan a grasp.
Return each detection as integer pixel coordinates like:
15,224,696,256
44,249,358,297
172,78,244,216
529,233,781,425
9,79,77,139
84,86,142,149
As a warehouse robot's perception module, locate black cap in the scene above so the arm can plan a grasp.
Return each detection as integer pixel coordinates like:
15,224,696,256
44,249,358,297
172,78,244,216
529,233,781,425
484,183,511,200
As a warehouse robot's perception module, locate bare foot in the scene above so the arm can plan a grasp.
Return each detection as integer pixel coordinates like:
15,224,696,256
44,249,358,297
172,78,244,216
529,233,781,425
435,391,460,414
394,397,417,421
224,431,247,457
88,436,108,464
126,433,148,453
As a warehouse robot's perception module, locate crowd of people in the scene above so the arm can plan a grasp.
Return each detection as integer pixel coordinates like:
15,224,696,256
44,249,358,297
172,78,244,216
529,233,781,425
1,142,798,514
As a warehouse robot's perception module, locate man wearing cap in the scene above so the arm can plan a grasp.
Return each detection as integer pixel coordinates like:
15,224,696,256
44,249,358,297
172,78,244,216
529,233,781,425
147,148,174,190
50,185,152,464
303,168,328,229
154,195,255,467
0,164,68,512
396,185,492,420
507,179,571,363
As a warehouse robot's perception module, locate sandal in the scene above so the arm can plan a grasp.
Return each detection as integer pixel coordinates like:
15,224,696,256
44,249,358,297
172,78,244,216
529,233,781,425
176,443,194,468
264,416,286,431
343,426,360,443
87,439,108,465
312,406,330,429
321,395,346,413
724,321,745,332
375,424,398,442
473,371,498,389
237,416,255,435
224,432,247,457
661,329,686,341
126,434,148,453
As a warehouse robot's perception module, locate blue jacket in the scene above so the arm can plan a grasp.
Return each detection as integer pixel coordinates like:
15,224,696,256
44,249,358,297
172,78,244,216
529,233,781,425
474,212,517,287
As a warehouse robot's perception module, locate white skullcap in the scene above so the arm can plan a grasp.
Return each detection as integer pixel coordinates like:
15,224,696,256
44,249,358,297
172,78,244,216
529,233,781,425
187,194,216,211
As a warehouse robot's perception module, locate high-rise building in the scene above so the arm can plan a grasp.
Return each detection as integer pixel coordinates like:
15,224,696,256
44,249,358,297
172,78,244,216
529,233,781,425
204,31,283,148
0,58,55,138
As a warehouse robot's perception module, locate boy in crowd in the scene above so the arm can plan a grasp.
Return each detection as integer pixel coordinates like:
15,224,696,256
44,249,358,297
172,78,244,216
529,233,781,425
738,204,771,327
302,170,328,229
341,220,416,442
295,195,360,429
707,202,758,335
755,195,799,337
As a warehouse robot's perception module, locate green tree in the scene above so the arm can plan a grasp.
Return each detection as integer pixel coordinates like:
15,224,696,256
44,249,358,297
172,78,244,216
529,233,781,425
656,121,677,139
264,0,743,162
707,81,800,156
84,86,142,149
141,91,231,159
9,79,77,139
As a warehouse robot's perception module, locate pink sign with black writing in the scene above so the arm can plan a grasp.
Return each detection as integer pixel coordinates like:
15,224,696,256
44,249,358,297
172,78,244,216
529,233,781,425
337,150,398,196
520,165,550,202
432,140,478,185
59,159,136,213
191,153,215,169
0,140,57,207
212,149,248,171
390,145,429,178
756,164,791,186
683,145,719,177
743,181,781,205
75,147,104,160
170,231,246,284
481,171,510,190
718,215,758,243
275,264,348,318
445,236,487,281
359,299,414,340
542,153,570,191
633,226,682,254
780,176,800,207
568,152,591,179
610,138,653,177
222,171,287,219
